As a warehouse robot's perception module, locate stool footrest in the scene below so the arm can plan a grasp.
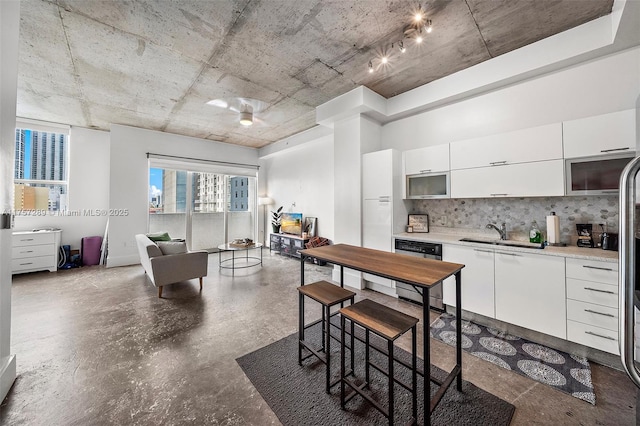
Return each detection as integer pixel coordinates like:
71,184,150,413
299,339,327,365
369,360,415,393
343,377,389,417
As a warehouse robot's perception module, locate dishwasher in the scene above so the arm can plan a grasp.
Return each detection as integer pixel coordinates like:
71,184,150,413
394,239,444,311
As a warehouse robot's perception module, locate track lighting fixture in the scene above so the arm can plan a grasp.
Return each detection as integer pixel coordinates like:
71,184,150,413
365,5,433,77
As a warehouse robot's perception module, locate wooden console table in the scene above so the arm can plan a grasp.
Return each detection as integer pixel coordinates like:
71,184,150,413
299,243,465,425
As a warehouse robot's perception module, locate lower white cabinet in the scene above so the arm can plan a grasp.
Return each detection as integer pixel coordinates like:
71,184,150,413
565,258,619,354
494,251,566,339
443,245,495,318
450,159,564,198
12,230,61,274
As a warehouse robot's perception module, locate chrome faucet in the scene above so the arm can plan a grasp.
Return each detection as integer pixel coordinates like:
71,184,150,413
486,222,507,240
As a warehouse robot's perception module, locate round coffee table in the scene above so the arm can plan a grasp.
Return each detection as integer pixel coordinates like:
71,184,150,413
217,243,263,275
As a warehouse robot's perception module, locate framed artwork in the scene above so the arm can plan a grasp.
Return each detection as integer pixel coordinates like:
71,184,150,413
408,214,429,233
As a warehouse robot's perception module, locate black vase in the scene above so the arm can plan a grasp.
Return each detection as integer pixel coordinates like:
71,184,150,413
272,224,280,234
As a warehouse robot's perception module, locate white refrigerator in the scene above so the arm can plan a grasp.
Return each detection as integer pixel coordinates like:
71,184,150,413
362,149,407,296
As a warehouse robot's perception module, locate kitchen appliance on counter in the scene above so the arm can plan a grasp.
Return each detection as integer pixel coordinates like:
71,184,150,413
599,223,619,251
394,239,443,310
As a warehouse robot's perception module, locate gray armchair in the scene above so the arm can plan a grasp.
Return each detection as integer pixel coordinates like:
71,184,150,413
135,234,208,298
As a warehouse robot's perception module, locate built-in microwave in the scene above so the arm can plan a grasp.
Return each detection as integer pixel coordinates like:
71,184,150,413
565,152,635,195
405,172,450,199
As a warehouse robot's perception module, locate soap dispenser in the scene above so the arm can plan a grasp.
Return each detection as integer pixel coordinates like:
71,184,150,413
529,221,542,244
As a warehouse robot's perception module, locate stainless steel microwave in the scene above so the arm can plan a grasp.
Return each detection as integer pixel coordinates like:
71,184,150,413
565,153,635,195
405,172,450,199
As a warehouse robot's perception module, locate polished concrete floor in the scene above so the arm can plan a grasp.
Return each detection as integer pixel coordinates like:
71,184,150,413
1,251,637,425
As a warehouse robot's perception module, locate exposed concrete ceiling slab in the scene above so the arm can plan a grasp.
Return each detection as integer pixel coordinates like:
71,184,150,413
17,0,614,148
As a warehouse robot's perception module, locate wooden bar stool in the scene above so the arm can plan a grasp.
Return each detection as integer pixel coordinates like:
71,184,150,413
339,299,418,425
298,280,356,393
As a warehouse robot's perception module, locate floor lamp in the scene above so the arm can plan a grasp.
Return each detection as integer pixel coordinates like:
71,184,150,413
258,197,273,245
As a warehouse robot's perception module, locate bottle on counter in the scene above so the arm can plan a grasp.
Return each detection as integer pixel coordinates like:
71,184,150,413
529,221,542,244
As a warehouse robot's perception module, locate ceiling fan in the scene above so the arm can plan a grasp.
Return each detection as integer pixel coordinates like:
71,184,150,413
206,97,270,127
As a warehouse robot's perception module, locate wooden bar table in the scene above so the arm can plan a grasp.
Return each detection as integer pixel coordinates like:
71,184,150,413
300,243,465,426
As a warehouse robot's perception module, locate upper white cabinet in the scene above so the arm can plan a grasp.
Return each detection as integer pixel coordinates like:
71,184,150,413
450,123,563,170
451,159,564,198
362,149,394,199
563,109,636,158
403,144,450,175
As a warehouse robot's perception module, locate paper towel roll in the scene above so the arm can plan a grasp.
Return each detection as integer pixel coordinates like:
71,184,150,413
546,212,560,244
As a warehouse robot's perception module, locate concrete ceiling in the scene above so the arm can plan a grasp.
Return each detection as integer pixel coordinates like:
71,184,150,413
17,0,613,148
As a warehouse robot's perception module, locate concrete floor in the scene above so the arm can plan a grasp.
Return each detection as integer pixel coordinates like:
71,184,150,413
1,252,637,425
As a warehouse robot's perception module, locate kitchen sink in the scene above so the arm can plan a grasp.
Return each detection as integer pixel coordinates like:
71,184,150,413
459,238,544,249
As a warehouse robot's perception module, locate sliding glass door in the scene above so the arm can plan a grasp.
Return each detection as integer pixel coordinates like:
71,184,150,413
148,163,257,252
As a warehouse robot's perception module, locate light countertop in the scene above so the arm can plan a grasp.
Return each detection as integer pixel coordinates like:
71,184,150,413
393,231,619,263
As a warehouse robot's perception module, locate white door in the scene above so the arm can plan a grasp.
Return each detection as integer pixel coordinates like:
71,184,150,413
0,0,20,401
362,150,392,199
362,198,391,252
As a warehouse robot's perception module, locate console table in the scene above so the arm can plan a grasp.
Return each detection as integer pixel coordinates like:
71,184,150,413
269,233,310,259
12,229,61,274
299,243,465,425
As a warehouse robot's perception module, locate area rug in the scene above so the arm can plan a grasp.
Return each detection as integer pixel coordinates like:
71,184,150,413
431,313,595,405
237,321,515,425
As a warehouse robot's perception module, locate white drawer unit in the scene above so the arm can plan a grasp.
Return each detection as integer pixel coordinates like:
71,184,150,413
565,257,619,354
12,230,61,274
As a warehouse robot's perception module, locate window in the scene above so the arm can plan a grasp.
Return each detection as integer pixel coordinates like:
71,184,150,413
14,122,69,212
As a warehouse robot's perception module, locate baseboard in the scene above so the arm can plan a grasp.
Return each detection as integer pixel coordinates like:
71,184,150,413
0,355,16,402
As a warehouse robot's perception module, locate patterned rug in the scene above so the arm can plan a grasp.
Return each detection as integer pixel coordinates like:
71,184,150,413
431,313,596,405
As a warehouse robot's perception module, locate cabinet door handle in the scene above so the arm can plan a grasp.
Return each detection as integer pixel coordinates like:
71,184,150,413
419,169,432,173
585,331,616,341
584,287,616,295
20,250,34,254
490,193,508,197
19,262,33,266
20,238,34,242
582,265,614,272
584,309,615,318
497,251,521,256
600,147,630,153
473,249,494,254
489,161,507,166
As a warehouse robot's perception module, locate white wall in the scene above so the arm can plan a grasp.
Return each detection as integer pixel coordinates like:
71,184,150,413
259,133,334,241
13,127,110,248
381,46,640,151
108,125,259,267
0,0,19,403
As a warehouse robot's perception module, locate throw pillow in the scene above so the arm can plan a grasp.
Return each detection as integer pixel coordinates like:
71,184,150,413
157,241,187,255
147,231,171,242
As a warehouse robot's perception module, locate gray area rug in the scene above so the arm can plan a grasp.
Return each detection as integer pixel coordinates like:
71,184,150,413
237,320,515,425
431,313,595,405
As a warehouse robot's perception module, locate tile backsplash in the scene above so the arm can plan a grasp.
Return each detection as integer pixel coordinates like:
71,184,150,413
409,196,619,243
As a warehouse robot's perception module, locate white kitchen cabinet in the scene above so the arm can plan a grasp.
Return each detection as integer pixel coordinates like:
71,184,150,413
449,123,562,170
403,144,450,176
442,245,495,318
362,149,394,200
362,149,406,295
563,109,636,159
494,251,566,339
565,258,619,354
450,159,564,198
12,230,61,274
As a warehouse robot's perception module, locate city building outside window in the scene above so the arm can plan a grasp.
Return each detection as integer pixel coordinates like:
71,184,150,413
14,125,69,212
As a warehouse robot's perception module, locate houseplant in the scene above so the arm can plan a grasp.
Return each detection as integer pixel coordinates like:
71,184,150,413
271,206,283,233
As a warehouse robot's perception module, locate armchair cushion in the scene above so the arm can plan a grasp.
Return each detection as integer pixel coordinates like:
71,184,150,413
157,241,187,255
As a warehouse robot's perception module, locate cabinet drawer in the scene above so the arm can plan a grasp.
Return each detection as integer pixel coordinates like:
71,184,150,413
12,255,55,272
566,258,618,284
567,320,619,355
567,299,618,331
12,244,54,259
270,234,280,243
293,239,304,249
13,232,54,246
566,278,618,308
